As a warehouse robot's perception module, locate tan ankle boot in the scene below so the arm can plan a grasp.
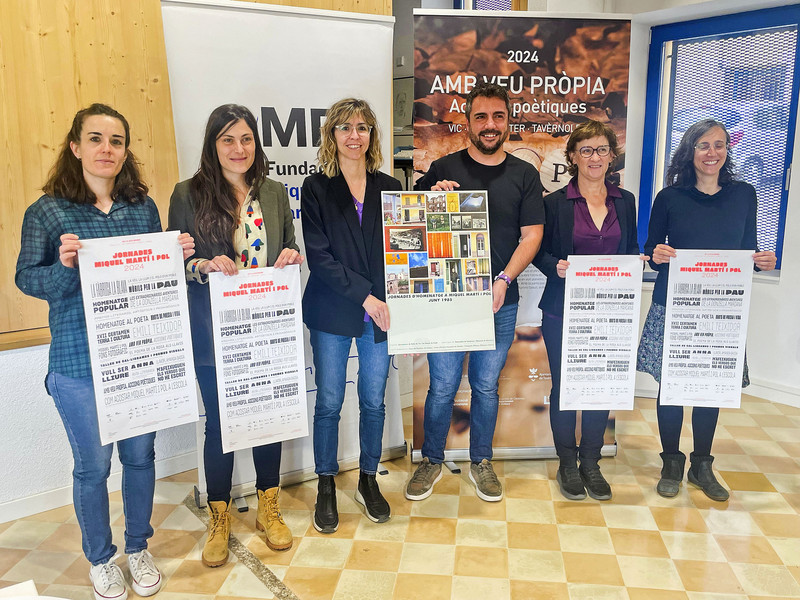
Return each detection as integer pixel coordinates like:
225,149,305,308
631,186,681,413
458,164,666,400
202,500,231,567
256,487,293,551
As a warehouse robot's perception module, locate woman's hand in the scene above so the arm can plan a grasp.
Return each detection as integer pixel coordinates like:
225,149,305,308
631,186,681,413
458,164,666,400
177,233,195,261
274,248,305,269
199,255,238,276
640,254,651,263
59,234,81,268
363,294,390,332
556,259,570,279
430,180,460,192
753,250,777,271
652,244,676,265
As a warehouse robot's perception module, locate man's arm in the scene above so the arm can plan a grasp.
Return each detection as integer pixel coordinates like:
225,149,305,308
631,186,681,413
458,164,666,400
491,224,543,312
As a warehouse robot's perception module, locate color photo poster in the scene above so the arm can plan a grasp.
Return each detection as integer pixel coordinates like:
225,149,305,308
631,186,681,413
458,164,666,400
410,12,628,459
383,190,495,354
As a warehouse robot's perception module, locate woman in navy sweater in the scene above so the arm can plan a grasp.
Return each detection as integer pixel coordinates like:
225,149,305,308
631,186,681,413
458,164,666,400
638,119,776,502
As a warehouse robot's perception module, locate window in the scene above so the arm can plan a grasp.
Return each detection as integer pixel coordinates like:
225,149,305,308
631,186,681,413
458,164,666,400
639,6,800,268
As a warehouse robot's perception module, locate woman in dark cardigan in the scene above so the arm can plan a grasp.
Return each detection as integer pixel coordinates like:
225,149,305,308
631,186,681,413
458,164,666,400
534,120,645,502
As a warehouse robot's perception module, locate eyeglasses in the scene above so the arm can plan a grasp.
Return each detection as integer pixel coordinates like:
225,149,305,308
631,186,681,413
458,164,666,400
334,124,373,135
694,141,728,152
577,145,611,158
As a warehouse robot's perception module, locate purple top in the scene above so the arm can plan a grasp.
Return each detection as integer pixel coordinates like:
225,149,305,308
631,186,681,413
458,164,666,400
354,195,371,323
567,178,622,255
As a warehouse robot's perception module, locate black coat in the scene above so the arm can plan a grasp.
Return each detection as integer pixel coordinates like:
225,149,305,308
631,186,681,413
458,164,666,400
301,170,402,343
533,184,640,317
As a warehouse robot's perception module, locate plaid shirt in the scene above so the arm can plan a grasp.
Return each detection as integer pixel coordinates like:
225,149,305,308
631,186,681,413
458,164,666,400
16,195,162,378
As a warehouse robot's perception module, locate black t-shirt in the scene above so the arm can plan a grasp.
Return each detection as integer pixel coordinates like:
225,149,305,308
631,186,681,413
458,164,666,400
644,181,758,306
415,149,545,305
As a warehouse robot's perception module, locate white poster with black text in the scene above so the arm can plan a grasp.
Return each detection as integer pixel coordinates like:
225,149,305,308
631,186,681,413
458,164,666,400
661,249,753,408
209,266,308,453
79,231,199,444
560,255,642,411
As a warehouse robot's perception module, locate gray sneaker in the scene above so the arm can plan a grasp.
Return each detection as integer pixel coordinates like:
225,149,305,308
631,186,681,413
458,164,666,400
469,459,503,502
405,457,443,500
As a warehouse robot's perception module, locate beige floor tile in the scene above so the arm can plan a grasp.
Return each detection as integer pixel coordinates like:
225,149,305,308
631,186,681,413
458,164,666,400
148,528,204,558
282,566,340,600
0,521,60,550
607,483,647,506
764,472,800,494
353,514,410,542
553,502,605,527
562,552,623,585
153,481,195,504
39,583,96,599
505,478,552,500
752,414,795,428
736,439,789,457
398,542,455,575
617,434,662,451
609,528,669,558
750,455,800,475
332,569,395,600
711,438,745,455
382,491,414,516
556,524,614,554
507,548,565,582
699,509,761,536
405,516,457,545
2,550,79,584
163,559,235,594
711,454,761,472
409,493,460,519
650,506,708,533
617,555,684,590
627,588,689,599
722,426,773,441
506,522,560,551
718,412,758,427
713,534,782,565
567,582,629,600
451,575,510,600
767,536,800,566
505,498,556,524
751,512,800,537
763,427,800,442
723,491,795,514
0,548,29,580
661,531,726,562
502,460,550,480
730,563,800,596
457,496,507,520
453,545,508,578
214,562,275,599
454,519,507,547
290,536,352,569
27,523,82,554
601,504,659,530
509,580,569,600
672,559,745,593
22,505,76,524
392,573,451,600
345,540,403,572
278,483,317,511
245,535,301,566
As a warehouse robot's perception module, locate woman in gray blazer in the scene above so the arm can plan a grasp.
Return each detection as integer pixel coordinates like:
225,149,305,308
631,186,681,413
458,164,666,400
168,104,302,567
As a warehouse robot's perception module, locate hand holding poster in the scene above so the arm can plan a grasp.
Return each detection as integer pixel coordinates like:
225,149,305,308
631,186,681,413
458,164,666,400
209,265,308,453
661,250,754,408
561,255,643,411
382,190,494,354
79,231,199,444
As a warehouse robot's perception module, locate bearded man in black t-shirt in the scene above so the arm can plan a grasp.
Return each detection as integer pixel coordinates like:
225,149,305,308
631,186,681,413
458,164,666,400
405,83,545,503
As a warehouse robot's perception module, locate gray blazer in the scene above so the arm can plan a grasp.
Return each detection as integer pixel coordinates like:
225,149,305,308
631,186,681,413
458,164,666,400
168,177,299,366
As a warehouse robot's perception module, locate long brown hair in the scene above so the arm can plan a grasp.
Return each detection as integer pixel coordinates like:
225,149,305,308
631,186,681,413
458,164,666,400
42,103,148,203
317,98,383,178
191,104,268,253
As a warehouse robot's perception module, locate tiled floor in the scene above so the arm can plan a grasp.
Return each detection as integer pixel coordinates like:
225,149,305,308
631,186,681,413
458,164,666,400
2,395,800,599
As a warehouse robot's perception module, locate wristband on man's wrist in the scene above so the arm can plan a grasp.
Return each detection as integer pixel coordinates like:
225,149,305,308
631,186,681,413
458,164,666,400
494,271,511,286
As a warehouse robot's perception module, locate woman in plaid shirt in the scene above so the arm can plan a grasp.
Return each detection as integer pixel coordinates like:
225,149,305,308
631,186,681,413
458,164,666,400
16,104,194,600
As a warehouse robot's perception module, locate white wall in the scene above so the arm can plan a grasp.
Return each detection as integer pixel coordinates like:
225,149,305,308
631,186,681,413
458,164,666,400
0,345,197,522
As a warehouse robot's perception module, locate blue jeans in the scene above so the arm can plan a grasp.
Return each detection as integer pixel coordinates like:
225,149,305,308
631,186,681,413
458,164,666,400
196,366,281,501
46,372,155,565
422,303,518,463
310,322,390,475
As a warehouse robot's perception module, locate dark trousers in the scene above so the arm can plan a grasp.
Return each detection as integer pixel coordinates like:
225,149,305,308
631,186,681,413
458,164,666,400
541,313,609,463
196,366,281,502
656,387,718,456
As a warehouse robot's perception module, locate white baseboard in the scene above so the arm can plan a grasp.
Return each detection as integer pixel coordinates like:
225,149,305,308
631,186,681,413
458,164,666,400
0,451,197,524
746,378,800,408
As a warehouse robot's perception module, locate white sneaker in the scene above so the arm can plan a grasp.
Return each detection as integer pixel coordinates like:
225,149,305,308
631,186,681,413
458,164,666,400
127,549,162,597
89,555,127,600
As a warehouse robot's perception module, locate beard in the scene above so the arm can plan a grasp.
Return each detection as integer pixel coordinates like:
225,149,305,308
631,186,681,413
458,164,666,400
468,127,509,155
